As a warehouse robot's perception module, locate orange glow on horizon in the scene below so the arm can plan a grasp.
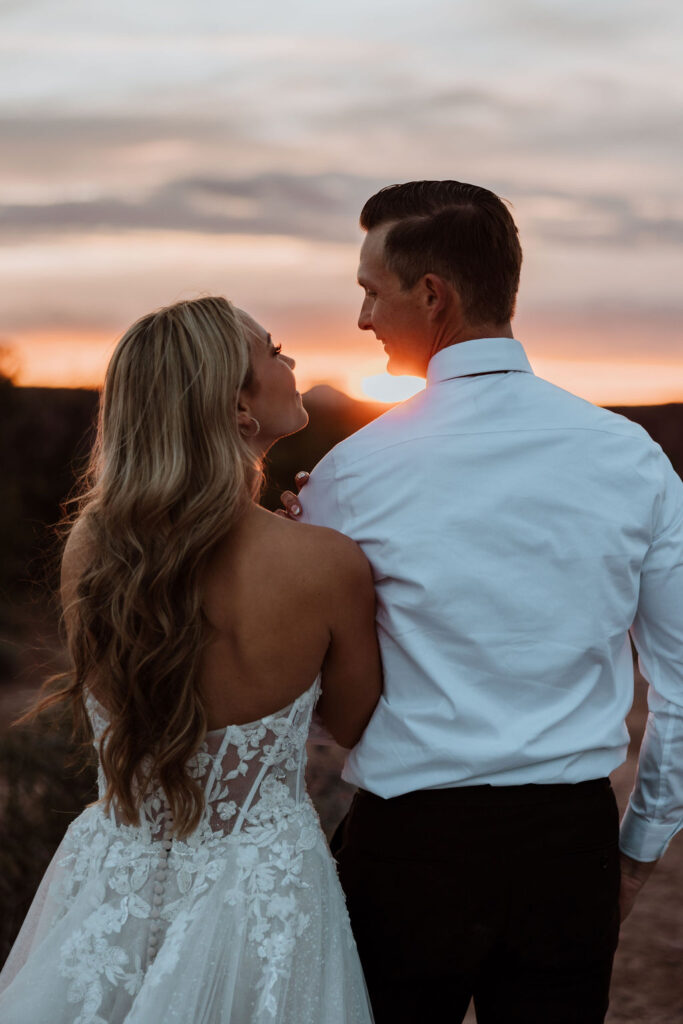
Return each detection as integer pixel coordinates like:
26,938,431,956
343,358,683,407
8,329,683,408
10,329,118,390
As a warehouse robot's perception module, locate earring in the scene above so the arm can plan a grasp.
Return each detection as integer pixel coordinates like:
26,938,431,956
243,416,261,438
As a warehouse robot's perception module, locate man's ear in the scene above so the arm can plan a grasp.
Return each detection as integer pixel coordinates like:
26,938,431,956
422,274,461,321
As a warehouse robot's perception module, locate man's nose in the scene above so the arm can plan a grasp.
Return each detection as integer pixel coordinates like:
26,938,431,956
284,354,296,369
358,300,373,331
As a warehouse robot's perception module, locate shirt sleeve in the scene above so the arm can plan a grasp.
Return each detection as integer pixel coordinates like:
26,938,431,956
298,449,349,532
621,450,683,861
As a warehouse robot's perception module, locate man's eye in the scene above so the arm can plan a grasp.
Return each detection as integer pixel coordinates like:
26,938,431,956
271,343,282,356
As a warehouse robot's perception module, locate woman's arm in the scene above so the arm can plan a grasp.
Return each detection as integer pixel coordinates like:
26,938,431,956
317,534,383,748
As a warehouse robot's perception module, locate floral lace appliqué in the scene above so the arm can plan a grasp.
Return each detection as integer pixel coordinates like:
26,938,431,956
56,679,324,1023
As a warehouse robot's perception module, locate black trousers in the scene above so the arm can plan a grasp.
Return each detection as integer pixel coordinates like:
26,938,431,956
332,780,621,1024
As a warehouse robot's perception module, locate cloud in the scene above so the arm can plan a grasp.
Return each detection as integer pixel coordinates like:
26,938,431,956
2,170,681,252
470,0,677,43
315,73,683,173
0,113,245,179
0,172,388,243
323,84,534,136
515,189,683,247
0,0,681,402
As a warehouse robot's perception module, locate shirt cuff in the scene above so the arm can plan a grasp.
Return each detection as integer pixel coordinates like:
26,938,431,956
619,803,680,861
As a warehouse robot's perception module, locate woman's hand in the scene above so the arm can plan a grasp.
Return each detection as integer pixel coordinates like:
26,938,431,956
277,471,309,519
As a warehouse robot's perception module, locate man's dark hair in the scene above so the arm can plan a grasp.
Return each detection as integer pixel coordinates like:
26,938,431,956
360,181,522,325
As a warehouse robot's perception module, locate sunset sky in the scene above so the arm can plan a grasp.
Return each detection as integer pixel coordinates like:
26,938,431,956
1,0,682,404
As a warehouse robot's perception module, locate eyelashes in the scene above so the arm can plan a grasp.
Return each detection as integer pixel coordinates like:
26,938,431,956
271,343,282,356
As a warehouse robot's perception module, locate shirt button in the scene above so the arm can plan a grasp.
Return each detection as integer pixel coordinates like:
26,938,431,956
153,882,164,894
153,894,163,906
151,908,160,920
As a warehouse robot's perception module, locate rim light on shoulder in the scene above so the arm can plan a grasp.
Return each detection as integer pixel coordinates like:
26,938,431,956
360,373,425,404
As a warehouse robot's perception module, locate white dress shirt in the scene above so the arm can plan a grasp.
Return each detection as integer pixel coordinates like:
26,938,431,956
301,338,683,861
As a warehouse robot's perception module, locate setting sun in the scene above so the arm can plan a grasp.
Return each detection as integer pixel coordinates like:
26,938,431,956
360,374,426,403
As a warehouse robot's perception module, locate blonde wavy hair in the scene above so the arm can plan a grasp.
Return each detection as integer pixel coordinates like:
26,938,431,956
28,296,261,837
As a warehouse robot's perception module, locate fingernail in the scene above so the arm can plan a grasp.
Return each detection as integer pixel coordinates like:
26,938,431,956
291,504,301,515
295,472,307,480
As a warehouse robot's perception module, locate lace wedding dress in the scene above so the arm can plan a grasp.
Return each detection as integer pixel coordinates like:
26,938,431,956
0,677,373,1023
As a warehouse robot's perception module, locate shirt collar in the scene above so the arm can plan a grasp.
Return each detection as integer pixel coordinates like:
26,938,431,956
426,337,533,386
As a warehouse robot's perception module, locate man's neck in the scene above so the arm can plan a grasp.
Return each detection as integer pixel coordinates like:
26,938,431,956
438,321,513,348
426,321,513,365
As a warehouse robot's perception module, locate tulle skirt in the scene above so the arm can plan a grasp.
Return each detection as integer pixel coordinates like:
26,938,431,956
0,804,374,1023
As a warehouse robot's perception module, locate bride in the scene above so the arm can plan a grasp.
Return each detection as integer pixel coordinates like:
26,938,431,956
0,296,381,1023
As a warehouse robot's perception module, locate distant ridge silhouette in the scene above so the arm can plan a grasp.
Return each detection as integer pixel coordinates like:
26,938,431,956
1,380,681,587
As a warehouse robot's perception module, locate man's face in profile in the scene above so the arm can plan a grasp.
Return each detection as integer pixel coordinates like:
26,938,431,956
356,224,431,377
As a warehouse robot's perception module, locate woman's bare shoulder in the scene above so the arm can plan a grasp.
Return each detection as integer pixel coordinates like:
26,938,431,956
273,515,372,588
61,516,95,591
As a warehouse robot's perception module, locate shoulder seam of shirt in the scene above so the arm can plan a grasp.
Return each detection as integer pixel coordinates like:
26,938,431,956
307,446,357,527
333,424,661,469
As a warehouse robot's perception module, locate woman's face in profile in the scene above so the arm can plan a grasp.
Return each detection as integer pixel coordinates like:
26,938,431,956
237,310,309,449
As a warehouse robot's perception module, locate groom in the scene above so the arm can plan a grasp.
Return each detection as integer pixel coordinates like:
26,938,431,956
285,181,683,1023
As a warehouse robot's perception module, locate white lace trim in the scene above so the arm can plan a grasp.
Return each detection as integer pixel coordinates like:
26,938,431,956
53,679,327,1022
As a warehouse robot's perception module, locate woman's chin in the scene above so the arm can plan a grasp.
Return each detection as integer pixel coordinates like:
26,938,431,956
276,408,309,442
296,407,310,431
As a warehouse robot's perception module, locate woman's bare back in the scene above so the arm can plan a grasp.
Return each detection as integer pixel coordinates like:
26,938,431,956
199,505,345,729
62,504,382,747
